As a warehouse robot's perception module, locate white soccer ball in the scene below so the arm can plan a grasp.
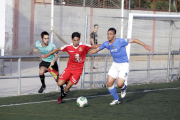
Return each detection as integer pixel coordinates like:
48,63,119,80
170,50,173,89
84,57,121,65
76,96,88,107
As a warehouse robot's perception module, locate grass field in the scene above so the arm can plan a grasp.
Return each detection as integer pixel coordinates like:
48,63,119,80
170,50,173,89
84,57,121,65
0,81,180,120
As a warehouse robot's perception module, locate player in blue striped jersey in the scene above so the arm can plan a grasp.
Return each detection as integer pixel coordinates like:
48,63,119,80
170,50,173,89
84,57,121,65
88,28,152,105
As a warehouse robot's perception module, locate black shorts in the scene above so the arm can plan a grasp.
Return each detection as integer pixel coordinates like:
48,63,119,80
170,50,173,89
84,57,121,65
39,61,59,73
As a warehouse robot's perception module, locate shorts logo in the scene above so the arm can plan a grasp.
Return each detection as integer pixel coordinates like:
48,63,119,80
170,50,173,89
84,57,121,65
60,75,63,78
79,47,82,51
72,76,78,84
124,72,128,77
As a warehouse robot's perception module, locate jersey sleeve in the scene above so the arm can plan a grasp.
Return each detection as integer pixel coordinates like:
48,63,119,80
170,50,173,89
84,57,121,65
85,44,92,52
121,38,130,46
60,45,68,52
99,41,107,50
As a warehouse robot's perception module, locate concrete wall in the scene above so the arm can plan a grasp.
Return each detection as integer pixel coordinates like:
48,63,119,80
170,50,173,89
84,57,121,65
4,1,180,55
18,0,31,52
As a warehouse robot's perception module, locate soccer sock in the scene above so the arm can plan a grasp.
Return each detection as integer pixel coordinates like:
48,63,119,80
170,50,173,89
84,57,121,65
121,84,127,90
60,85,64,91
61,90,68,99
108,85,120,100
39,74,45,87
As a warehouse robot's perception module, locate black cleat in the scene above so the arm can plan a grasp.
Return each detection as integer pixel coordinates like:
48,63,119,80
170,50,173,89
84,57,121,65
38,86,46,93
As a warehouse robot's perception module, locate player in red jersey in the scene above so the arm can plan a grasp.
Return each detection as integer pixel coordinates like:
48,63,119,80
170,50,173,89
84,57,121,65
41,32,100,103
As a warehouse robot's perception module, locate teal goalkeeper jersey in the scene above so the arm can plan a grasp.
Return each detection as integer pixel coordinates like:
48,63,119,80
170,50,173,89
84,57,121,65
35,40,56,62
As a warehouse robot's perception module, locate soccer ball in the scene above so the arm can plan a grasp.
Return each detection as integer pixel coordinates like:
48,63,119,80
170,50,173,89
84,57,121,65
76,96,88,107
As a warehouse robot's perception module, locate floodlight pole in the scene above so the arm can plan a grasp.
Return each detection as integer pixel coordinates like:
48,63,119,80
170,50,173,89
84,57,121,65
121,0,124,38
169,0,171,12
167,21,173,82
51,0,54,43
84,15,88,44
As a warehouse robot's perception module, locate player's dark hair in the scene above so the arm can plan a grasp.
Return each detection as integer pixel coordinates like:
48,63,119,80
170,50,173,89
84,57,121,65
108,28,116,34
41,31,49,39
72,32,81,39
94,24,98,27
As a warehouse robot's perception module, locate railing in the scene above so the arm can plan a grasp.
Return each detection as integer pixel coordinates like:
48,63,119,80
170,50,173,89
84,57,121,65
0,52,179,94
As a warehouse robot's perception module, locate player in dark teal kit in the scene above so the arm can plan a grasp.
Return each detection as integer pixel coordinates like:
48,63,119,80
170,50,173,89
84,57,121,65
34,31,62,93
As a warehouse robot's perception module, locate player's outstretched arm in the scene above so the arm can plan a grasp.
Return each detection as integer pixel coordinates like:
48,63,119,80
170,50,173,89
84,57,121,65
87,47,100,54
50,53,58,66
34,47,38,53
129,38,152,51
91,44,101,49
41,48,61,59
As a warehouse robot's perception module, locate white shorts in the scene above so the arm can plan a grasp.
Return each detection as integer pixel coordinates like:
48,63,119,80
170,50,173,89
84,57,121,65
108,62,129,80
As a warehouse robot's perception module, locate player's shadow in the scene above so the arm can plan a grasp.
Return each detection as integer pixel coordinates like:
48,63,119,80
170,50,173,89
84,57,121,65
122,91,148,103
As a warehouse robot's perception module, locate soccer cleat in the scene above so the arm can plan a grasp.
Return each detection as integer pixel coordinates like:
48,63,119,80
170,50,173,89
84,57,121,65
110,99,121,105
57,97,62,104
121,87,127,98
38,86,46,93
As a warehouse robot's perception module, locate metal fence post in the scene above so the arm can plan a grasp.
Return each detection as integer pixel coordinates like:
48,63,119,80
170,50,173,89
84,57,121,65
56,57,60,91
147,54,150,84
90,56,94,88
81,59,86,89
0,49,4,76
83,0,86,6
104,56,107,83
171,54,174,81
10,50,12,75
166,21,173,82
18,58,21,95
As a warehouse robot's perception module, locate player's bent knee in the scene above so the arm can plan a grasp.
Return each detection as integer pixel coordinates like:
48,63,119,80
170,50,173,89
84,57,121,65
39,71,44,75
117,83,124,88
58,80,64,86
106,81,113,87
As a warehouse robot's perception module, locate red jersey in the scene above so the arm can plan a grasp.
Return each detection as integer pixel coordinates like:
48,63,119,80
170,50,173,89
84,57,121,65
60,42,91,69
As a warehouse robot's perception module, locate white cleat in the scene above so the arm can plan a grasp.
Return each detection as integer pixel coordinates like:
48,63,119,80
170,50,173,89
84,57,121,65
121,87,127,98
110,99,121,105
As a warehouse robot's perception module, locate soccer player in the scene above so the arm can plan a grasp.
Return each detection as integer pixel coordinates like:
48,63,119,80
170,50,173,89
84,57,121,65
88,28,152,105
34,31,61,93
90,24,99,69
90,24,98,46
41,32,100,103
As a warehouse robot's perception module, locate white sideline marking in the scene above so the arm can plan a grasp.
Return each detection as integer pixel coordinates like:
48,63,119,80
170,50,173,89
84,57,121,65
0,87,180,108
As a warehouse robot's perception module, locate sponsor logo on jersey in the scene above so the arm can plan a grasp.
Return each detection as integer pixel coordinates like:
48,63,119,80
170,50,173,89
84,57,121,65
69,51,74,52
111,49,117,52
74,53,82,63
79,47,82,51
112,46,114,48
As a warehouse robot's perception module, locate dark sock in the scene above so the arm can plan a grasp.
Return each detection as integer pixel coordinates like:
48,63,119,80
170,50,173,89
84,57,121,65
61,90,68,99
121,84,126,90
39,74,45,87
60,85,64,91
